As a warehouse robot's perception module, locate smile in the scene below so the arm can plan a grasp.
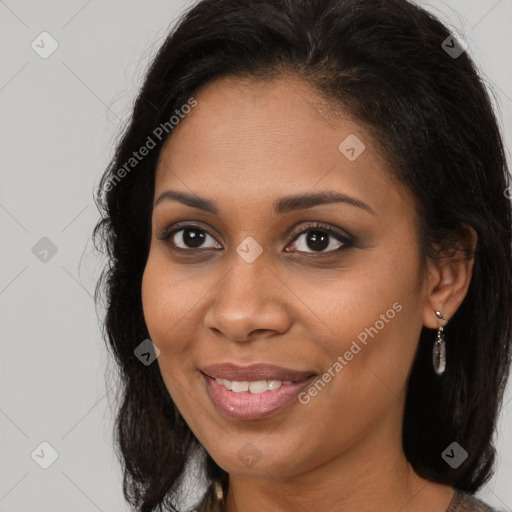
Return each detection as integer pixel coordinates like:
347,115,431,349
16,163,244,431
213,377,294,393
200,363,317,420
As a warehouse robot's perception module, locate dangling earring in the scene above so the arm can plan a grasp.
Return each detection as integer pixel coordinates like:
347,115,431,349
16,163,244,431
433,310,447,375
213,481,223,501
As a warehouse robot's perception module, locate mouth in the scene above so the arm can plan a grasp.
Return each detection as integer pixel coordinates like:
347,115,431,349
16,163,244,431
201,362,316,382
200,363,317,420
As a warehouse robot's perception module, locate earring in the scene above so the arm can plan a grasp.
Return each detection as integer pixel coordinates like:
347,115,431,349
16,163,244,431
433,310,447,375
213,481,223,501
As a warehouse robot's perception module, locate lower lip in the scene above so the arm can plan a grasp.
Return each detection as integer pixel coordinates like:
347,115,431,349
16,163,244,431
202,373,316,420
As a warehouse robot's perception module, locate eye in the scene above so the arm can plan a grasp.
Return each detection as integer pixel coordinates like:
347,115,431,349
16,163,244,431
285,222,353,254
157,224,222,251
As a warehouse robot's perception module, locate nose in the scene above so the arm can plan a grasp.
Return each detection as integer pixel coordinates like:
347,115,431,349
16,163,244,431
203,253,292,343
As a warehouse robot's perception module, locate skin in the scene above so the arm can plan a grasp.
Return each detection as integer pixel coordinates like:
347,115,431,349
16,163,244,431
141,75,477,512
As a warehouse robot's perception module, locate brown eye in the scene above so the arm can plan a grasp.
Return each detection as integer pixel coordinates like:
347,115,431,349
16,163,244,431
285,222,354,255
159,226,222,250
290,230,344,253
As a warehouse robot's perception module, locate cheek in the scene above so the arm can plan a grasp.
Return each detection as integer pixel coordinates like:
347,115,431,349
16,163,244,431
296,237,423,393
141,250,222,394
287,236,421,351
141,256,199,405
141,253,193,355
141,265,169,341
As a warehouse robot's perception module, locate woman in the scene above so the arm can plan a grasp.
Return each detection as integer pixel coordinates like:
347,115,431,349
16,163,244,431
93,0,512,511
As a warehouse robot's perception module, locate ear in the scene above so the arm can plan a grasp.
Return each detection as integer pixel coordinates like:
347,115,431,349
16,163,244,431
422,224,478,329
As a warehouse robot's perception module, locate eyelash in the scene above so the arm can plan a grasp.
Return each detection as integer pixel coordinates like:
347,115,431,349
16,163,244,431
156,221,355,256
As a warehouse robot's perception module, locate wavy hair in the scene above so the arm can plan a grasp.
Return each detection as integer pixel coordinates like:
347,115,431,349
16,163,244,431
93,0,512,510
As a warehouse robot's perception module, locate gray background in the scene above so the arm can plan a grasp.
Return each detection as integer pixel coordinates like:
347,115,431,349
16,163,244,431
1,1,511,511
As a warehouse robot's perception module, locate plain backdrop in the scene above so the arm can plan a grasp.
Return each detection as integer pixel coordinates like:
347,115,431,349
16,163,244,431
1,1,511,511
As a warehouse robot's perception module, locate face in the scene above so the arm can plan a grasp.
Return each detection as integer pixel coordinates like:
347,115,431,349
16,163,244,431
141,75,432,479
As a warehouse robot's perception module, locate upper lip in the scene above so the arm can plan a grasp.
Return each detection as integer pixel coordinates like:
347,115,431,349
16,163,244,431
201,363,316,382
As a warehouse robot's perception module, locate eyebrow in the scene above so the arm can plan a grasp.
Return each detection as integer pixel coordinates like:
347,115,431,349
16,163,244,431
154,190,376,215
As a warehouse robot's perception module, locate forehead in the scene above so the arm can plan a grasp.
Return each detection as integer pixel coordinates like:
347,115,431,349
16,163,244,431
154,75,411,220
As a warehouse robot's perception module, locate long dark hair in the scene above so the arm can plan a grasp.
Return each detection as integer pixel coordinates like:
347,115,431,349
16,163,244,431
93,0,512,510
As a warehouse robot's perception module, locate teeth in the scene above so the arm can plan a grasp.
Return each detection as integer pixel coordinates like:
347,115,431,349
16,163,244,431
248,380,268,393
214,378,296,393
267,380,282,390
231,380,249,392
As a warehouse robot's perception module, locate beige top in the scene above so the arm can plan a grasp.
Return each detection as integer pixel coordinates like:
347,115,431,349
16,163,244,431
446,489,503,512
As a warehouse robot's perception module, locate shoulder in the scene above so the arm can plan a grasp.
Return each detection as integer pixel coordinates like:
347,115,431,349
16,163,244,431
446,489,505,512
